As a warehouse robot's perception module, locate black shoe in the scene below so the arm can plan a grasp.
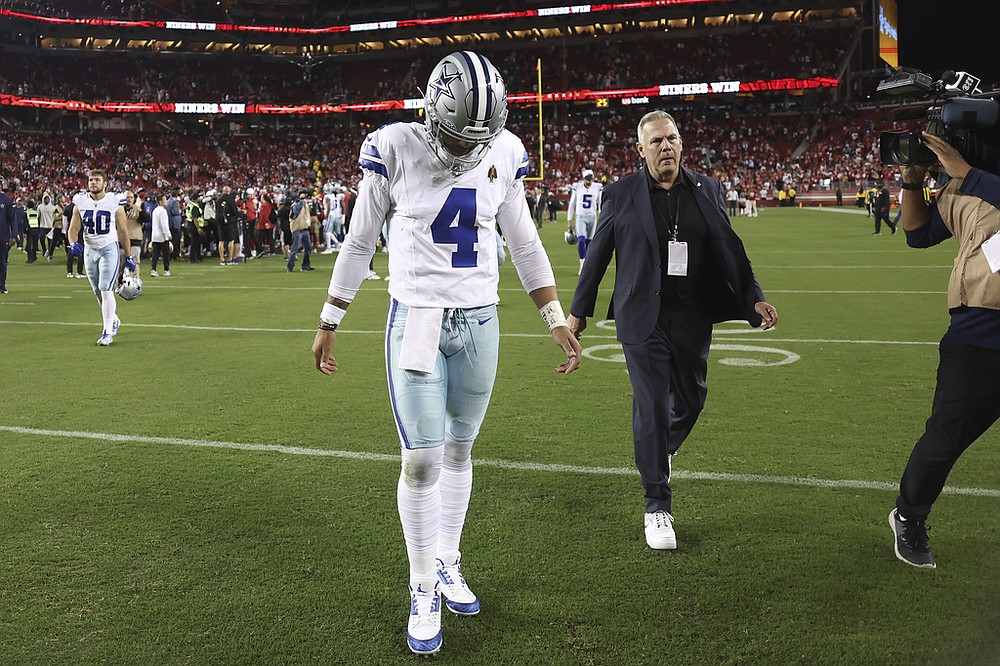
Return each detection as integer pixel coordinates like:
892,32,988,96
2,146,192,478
301,266,315,271
287,267,294,273
889,509,936,569
891,226,898,235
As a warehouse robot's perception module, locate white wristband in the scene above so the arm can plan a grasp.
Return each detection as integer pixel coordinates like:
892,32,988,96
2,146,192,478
320,302,347,326
539,300,568,331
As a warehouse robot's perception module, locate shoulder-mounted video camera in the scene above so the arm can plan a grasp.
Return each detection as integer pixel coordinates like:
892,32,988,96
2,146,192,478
877,69,1000,173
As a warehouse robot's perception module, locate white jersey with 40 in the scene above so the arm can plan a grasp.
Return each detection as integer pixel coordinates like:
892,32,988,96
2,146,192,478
72,191,123,250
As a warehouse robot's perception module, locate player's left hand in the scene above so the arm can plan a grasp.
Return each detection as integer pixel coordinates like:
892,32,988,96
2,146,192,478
552,326,581,374
312,328,339,375
755,301,778,330
124,256,137,272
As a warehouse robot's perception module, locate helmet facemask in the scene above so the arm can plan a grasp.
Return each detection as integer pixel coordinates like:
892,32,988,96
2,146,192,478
423,51,509,175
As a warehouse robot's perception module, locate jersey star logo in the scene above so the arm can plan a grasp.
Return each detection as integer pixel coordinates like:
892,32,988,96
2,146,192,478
428,66,462,105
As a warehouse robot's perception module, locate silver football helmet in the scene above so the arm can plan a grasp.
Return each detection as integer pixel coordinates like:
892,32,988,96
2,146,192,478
564,228,577,245
117,269,142,301
424,51,508,174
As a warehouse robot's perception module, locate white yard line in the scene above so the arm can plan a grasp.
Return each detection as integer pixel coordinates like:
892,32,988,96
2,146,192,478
1,425,996,499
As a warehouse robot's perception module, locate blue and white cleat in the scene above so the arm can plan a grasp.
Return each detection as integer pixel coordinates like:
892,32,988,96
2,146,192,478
436,555,480,616
111,317,120,337
97,332,114,346
406,583,442,655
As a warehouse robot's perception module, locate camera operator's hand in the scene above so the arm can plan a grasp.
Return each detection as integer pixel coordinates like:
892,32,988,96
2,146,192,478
922,131,972,180
899,162,928,186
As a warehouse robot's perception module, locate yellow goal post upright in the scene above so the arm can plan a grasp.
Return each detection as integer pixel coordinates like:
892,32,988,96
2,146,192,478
523,58,545,183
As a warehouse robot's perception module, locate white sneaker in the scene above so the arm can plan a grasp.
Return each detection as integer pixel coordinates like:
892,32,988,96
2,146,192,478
436,555,480,616
67,272,73,279
150,269,158,277
406,583,442,655
111,317,120,337
163,270,171,277
96,332,113,346
644,510,677,550
365,270,381,281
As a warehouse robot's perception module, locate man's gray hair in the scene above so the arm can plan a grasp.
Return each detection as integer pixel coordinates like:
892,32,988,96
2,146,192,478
637,110,680,142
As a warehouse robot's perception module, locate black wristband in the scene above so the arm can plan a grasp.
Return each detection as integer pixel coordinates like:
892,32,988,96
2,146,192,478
901,182,923,191
318,321,338,331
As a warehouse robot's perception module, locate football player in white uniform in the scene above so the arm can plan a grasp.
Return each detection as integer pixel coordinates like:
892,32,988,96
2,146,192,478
566,169,603,274
321,182,344,253
66,169,135,346
311,51,581,656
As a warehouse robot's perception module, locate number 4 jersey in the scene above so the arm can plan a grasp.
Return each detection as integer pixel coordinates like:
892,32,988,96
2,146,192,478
332,121,555,309
72,191,123,250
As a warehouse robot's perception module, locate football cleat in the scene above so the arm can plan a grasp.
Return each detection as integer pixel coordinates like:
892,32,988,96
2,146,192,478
111,317,120,337
436,555,480,616
406,583,442,655
96,333,113,346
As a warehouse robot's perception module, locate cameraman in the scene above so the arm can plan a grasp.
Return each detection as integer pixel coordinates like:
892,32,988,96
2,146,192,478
889,131,1000,569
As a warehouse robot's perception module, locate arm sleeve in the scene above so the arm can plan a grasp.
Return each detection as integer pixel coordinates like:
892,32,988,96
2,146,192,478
327,169,388,303
959,168,1000,209
567,187,576,222
496,178,556,294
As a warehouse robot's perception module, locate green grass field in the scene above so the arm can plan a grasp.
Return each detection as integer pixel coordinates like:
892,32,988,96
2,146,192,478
1,207,998,665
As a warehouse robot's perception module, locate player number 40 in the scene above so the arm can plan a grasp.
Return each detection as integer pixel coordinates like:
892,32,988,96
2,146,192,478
82,209,113,235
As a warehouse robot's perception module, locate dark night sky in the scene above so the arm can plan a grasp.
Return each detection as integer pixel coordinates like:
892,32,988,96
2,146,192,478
896,1,1000,90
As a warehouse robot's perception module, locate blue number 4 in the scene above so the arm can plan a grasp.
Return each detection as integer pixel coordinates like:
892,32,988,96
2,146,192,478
431,188,478,268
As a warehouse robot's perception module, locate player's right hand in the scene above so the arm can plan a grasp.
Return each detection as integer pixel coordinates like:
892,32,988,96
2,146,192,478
124,256,137,272
70,242,83,256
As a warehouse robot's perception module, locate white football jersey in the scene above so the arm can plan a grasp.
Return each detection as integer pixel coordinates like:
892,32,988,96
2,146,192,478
323,192,344,218
568,180,602,221
72,190,123,250
330,121,553,309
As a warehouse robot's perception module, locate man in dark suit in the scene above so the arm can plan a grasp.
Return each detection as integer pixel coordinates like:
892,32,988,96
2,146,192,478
873,182,896,235
0,179,15,294
568,110,778,550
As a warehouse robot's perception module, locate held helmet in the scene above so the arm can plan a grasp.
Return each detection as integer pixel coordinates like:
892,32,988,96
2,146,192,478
117,269,142,301
424,51,508,174
564,229,577,245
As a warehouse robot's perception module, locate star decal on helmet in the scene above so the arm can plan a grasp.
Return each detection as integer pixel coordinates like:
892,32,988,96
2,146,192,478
429,66,463,105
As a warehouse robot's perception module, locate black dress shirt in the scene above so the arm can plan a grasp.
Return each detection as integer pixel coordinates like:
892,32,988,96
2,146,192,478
646,168,708,309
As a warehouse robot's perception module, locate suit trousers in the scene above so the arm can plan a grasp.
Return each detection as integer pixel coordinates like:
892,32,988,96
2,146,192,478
896,336,1000,521
621,300,712,513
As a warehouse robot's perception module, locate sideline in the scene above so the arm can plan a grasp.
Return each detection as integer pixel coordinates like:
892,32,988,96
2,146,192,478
2,425,997,499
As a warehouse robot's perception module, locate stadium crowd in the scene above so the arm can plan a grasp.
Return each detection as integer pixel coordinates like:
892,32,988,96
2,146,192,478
1,21,854,105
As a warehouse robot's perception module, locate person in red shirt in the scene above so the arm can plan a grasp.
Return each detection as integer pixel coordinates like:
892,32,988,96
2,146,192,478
244,188,258,258
256,190,275,256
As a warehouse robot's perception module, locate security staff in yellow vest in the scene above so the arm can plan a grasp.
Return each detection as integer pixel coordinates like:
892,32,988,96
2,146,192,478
185,192,205,263
24,200,40,264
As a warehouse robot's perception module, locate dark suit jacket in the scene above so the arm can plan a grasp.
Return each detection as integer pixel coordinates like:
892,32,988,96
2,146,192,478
570,166,766,345
875,188,891,215
0,192,13,243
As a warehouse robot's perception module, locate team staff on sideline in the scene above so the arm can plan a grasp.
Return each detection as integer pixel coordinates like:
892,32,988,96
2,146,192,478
873,182,896,235
149,193,172,277
311,51,581,657
888,132,1000,569
123,190,147,276
568,110,778,551
0,180,14,294
66,169,136,346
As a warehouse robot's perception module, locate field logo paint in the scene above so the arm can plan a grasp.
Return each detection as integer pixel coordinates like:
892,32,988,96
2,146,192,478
586,320,801,366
